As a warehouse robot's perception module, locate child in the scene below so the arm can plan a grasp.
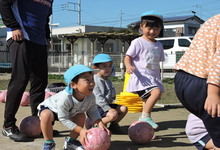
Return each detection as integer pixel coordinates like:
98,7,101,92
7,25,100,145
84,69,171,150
124,11,165,129
87,53,128,134
185,113,214,150
37,64,110,150
174,14,220,149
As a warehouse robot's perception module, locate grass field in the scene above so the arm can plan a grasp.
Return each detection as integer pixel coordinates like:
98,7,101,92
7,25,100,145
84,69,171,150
0,74,180,104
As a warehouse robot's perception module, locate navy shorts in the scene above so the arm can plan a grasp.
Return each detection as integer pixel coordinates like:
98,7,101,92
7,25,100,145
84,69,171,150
193,134,211,150
97,104,118,118
136,86,158,100
175,70,220,147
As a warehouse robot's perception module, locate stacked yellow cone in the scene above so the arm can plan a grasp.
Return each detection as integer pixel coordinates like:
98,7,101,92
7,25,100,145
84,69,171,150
115,73,143,113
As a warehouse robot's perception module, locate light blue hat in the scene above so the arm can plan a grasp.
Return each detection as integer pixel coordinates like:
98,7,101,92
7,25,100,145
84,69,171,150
92,53,115,77
92,53,112,64
64,64,96,94
141,10,163,21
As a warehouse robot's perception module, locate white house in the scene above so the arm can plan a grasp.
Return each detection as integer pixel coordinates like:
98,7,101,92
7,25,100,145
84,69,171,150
163,15,204,37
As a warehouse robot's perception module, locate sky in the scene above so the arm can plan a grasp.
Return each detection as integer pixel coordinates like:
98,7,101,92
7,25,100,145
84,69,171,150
52,0,220,28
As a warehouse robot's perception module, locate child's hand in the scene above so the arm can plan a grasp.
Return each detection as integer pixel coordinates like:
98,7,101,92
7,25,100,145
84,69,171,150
79,128,88,146
204,94,220,118
126,65,135,74
204,84,220,118
98,122,111,136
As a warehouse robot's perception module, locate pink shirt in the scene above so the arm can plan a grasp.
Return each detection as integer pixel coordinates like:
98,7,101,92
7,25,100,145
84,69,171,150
126,37,165,93
175,14,220,86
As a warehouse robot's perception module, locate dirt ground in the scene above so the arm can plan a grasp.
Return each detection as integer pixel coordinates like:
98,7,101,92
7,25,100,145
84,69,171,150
0,101,196,150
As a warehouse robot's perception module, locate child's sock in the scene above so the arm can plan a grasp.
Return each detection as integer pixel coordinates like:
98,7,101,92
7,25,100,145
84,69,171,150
44,139,54,144
67,137,76,142
140,112,150,119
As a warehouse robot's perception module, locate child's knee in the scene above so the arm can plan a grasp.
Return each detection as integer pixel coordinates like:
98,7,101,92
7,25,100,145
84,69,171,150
151,88,162,97
108,111,119,120
120,105,128,114
40,109,54,123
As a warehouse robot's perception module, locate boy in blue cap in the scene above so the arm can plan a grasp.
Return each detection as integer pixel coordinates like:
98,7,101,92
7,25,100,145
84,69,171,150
87,53,128,134
37,64,110,150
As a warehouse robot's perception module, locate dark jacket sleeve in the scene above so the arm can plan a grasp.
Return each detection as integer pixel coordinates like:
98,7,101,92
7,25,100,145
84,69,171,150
0,0,20,30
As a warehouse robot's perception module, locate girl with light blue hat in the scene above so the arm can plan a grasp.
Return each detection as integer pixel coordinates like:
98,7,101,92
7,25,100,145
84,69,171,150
37,64,110,150
85,53,128,134
124,11,165,129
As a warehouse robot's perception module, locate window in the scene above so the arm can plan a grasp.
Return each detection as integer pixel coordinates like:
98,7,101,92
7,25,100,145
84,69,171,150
178,39,191,47
105,43,113,53
53,43,61,52
158,39,174,49
66,43,71,54
188,27,197,34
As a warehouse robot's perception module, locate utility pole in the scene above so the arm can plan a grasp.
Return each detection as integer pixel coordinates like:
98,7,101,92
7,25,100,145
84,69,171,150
120,10,124,27
63,0,81,25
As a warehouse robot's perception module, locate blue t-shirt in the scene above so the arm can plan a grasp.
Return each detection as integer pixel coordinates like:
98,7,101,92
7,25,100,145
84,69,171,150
6,0,53,45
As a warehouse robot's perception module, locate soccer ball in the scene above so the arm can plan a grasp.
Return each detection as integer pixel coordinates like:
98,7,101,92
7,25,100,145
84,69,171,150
84,127,111,150
20,92,30,106
128,121,154,144
19,116,41,138
44,91,56,99
0,90,7,103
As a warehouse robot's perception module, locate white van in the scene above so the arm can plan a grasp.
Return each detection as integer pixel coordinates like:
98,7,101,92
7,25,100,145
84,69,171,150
156,36,193,55
156,36,193,69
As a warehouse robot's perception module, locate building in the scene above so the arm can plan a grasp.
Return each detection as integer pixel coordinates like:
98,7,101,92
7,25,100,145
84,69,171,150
0,15,204,74
0,18,6,50
128,15,204,37
163,15,204,37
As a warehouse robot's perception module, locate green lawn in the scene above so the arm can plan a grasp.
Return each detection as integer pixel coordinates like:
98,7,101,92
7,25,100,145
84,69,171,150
0,75,180,104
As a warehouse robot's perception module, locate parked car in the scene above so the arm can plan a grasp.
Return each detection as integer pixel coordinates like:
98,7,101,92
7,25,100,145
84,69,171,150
156,36,193,69
156,36,193,55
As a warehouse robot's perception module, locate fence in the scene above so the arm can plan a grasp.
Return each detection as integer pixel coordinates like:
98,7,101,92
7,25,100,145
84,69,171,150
47,53,180,79
0,51,185,79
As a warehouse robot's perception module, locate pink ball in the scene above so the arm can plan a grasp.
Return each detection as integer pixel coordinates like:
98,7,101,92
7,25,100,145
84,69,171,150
19,116,41,138
0,90,7,103
44,91,56,99
128,121,154,144
20,92,30,106
84,128,111,150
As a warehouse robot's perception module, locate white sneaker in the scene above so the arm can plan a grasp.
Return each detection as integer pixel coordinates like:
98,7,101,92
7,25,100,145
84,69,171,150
63,137,84,150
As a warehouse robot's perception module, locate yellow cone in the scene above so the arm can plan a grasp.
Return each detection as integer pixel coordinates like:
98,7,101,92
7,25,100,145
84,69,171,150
115,73,142,113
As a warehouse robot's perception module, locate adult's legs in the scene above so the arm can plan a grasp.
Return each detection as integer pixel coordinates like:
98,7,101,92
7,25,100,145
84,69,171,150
4,39,30,128
29,42,48,116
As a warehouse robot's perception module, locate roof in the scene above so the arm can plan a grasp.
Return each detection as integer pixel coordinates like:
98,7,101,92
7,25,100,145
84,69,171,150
127,15,205,28
164,15,204,23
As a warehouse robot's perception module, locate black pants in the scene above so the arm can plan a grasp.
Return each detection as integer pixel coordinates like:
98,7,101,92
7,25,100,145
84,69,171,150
4,39,48,128
174,70,220,147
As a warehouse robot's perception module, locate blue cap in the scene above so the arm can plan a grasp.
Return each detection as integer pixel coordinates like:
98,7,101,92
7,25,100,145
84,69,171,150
92,53,112,64
141,11,163,21
64,64,96,94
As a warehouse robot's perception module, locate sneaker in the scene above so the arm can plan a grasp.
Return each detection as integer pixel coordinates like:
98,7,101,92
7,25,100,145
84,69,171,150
108,122,123,134
2,125,33,142
138,117,159,129
43,142,56,150
63,137,84,150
